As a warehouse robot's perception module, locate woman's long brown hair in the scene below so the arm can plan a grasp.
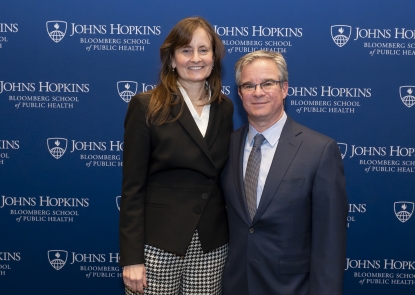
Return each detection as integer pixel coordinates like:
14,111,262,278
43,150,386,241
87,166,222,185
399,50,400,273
146,16,225,125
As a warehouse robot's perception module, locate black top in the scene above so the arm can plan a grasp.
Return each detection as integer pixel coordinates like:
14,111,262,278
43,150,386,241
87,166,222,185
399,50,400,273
119,93,234,266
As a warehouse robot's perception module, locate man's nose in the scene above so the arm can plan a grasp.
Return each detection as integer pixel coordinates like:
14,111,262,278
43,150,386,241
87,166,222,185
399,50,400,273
252,84,265,96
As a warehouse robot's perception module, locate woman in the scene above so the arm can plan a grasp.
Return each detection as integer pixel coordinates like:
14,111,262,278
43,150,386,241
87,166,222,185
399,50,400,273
119,16,233,295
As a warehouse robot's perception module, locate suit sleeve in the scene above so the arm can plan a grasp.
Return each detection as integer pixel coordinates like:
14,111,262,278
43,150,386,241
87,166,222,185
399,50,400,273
119,95,151,266
309,139,348,295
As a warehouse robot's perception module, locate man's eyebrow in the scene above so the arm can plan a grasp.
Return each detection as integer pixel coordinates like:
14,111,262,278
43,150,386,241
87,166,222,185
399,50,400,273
240,78,275,84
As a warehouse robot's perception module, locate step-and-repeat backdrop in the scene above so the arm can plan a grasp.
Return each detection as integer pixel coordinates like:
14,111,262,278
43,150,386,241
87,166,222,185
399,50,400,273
1,0,414,294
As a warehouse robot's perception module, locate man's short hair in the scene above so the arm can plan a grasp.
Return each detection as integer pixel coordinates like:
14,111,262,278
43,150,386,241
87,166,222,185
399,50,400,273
235,50,288,86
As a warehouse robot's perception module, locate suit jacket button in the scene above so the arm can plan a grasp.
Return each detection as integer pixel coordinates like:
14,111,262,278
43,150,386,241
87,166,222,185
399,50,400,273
195,207,202,215
202,193,208,200
249,228,254,233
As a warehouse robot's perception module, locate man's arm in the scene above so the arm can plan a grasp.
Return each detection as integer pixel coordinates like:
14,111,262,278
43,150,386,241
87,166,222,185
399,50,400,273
309,139,348,295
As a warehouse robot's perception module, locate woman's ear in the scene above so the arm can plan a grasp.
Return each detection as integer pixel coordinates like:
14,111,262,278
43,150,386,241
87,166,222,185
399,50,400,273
171,56,176,69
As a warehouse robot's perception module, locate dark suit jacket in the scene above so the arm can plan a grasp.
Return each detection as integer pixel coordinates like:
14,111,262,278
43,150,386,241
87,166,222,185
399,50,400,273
222,115,348,295
119,93,233,266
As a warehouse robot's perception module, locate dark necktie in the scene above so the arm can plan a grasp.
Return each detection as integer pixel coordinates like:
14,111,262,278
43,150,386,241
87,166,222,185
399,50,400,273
244,133,266,220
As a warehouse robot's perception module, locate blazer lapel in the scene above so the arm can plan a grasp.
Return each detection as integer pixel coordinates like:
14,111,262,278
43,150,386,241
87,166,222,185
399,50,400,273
171,100,215,166
252,116,303,224
204,102,221,150
233,124,252,222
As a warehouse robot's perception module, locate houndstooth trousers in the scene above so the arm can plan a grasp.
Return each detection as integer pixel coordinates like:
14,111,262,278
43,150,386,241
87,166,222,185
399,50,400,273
126,230,228,295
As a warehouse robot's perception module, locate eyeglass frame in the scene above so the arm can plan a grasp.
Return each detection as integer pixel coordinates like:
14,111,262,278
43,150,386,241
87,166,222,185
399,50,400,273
238,79,283,94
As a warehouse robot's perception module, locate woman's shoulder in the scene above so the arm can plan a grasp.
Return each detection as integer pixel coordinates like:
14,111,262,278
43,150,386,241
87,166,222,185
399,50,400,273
130,92,152,105
216,95,234,115
125,93,153,118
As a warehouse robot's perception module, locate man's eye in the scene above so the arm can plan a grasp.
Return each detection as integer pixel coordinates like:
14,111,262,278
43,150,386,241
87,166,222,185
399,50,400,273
243,85,255,89
262,82,274,87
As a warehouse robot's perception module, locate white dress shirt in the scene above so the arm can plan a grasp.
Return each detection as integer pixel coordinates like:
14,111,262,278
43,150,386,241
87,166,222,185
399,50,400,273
179,85,211,137
243,112,287,207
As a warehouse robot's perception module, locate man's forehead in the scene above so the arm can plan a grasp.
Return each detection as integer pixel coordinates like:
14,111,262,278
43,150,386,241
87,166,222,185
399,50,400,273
240,61,279,82
242,59,278,72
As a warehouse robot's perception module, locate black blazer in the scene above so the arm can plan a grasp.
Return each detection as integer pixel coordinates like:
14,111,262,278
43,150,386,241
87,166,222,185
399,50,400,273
119,93,233,266
222,116,348,295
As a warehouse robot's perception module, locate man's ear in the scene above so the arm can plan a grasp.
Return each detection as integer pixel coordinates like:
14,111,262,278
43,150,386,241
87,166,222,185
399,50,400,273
238,88,243,100
282,81,289,99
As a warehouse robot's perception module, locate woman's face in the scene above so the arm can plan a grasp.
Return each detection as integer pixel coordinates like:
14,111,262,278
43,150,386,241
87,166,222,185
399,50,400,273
171,28,214,87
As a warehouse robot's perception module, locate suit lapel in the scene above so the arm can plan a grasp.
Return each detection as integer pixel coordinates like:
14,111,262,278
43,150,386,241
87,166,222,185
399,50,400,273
233,124,252,222
171,99,215,167
252,116,303,224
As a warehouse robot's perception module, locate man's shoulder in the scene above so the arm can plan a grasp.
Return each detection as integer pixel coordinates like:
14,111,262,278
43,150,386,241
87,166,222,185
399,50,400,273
286,116,336,145
231,123,248,139
230,117,338,146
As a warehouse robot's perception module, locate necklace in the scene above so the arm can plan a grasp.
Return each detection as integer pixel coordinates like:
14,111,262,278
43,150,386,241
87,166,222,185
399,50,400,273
189,90,209,102
189,95,208,102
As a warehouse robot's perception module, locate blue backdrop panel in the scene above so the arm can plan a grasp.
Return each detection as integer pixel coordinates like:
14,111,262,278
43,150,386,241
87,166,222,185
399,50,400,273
1,0,414,294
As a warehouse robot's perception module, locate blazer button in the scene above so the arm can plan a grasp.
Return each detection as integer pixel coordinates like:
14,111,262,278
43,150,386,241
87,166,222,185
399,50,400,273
195,207,202,215
202,193,208,200
249,228,254,234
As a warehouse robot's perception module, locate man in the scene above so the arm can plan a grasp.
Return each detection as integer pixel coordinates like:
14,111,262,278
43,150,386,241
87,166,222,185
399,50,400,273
222,50,348,295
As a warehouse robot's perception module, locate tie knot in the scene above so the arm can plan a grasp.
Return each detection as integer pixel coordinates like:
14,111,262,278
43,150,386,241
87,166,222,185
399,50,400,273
253,133,266,148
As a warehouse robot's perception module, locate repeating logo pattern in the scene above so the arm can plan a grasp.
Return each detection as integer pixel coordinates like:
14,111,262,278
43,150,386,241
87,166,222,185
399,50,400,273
48,250,68,270
399,86,415,108
394,201,414,223
46,21,67,43
331,25,352,47
47,138,68,159
117,81,138,103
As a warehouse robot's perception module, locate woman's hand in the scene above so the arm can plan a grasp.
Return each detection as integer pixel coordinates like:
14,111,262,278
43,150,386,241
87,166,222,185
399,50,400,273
123,264,147,294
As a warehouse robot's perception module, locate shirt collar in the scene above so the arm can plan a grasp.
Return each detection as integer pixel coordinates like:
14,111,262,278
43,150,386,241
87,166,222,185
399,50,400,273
247,112,287,147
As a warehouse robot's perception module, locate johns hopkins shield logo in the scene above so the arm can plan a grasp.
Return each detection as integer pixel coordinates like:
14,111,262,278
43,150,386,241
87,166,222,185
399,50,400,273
331,25,352,47
47,138,68,159
394,201,414,223
116,196,121,211
48,250,68,270
117,81,138,103
399,86,415,108
46,21,67,43
337,143,347,159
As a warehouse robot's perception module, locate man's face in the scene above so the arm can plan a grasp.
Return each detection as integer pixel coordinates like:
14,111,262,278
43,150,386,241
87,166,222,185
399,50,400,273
238,58,288,129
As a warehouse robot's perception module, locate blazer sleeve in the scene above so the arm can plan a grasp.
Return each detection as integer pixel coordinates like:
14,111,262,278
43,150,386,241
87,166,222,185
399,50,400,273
309,139,348,295
119,94,151,266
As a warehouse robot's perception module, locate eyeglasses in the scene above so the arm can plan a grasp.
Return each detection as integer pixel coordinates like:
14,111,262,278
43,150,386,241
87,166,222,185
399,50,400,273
239,80,281,95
